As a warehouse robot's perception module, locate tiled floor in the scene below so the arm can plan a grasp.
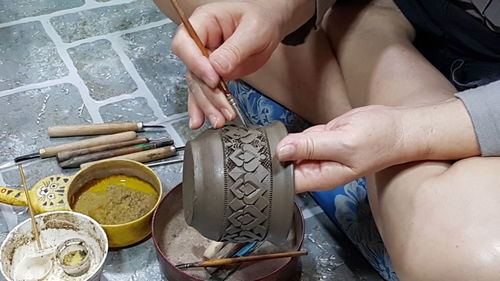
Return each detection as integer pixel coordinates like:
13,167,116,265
0,1,382,280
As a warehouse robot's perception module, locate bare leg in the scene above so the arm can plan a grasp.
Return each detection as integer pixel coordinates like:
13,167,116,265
155,1,500,279
324,1,500,280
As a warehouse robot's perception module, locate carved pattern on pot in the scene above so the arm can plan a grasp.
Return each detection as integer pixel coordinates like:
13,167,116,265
220,125,273,242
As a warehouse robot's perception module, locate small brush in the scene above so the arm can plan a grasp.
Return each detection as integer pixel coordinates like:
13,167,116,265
175,251,308,269
169,0,249,128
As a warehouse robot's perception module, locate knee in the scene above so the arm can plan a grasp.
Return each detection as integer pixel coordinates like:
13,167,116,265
389,171,500,281
323,0,415,51
393,236,500,281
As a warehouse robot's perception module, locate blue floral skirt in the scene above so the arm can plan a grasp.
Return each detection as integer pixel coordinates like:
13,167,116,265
228,80,399,281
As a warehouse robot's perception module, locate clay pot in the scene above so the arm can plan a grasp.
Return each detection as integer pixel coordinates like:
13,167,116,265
183,121,295,244
152,184,304,281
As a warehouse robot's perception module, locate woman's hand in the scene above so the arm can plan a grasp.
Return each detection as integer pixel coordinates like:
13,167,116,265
276,100,479,193
172,0,315,129
172,1,284,128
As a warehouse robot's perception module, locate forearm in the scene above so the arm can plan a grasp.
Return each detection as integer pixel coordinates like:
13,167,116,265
397,98,480,163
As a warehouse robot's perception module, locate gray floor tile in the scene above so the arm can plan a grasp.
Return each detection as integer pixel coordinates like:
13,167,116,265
121,23,188,117
68,39,137,101
50,0,166,42
0,0,85,24
0,22,68,91
0,83,91,163
99,97,157,123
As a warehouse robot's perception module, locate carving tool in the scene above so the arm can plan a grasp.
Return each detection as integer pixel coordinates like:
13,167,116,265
48,122,165,137
146,157,184,167
56,137,150,162
80,145,185,169
175,250,308,269
14,131,137,162
169,0,249,128
59,138,174,168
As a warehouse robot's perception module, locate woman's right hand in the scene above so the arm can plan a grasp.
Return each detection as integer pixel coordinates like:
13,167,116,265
171,1,291,129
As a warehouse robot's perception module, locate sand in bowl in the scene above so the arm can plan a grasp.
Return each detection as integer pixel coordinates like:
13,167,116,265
159,211,297,280
72,175,158,225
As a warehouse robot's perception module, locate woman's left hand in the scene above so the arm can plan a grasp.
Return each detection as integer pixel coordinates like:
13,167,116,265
276,100,479,193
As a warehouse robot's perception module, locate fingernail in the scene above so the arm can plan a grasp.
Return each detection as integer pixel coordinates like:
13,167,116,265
188,118,193,129
278,144,295,160
222,108,234,120
209,115,219,128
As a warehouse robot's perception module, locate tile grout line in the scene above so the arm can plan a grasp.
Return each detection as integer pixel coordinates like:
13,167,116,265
0,77,73,98
40,19,103,123
0,0,136,29
107,34,170,124
0,19,172,98
163,122,185,146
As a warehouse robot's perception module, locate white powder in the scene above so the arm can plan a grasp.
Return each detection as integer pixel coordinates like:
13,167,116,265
5,226,105,281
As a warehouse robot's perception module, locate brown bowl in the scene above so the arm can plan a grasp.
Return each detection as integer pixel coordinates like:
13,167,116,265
183,122,295,244
152,184,304,281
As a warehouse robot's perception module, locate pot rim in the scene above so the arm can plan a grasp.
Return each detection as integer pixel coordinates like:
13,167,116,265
151,183,305,281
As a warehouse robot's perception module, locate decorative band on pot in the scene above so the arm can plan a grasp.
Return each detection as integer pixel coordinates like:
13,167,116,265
183,122,295,244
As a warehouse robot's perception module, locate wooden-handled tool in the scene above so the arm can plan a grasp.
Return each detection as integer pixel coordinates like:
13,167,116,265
56,137,149,162
80,145,185,169
59,138,174,168
14,131,137,162
48,122,165,137
169,0,248,128
175,251,308,269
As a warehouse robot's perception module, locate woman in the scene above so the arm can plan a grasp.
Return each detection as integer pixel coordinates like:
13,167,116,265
154,0,500,279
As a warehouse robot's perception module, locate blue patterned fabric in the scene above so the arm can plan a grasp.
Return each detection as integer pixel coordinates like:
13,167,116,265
228,80,399,281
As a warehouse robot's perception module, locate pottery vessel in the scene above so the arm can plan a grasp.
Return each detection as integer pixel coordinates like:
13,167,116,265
152,184,304,281
183,121,295,244
0,211,108,281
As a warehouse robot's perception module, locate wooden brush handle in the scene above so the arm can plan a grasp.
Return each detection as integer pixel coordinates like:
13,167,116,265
40,131,137,158
56,138,149,162
80,146,177,169
48,122,142,137
200,251,308,267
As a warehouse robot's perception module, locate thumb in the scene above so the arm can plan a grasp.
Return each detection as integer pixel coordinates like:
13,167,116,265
276,131,337,162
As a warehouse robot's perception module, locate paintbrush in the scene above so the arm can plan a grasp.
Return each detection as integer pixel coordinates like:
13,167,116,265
168,0,249,128
175,250,308,269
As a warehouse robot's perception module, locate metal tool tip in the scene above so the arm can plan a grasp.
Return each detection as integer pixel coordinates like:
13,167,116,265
144,124,165,129
175,263,194,269
14,153,40,163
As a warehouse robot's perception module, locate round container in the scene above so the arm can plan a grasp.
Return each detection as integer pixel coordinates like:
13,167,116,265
152,184,304,281
183,122,294,244
56,238,91,277
67,159,163,247
0,211,108,281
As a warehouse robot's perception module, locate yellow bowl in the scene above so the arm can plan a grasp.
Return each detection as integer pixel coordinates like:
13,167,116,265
66,159,163,248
